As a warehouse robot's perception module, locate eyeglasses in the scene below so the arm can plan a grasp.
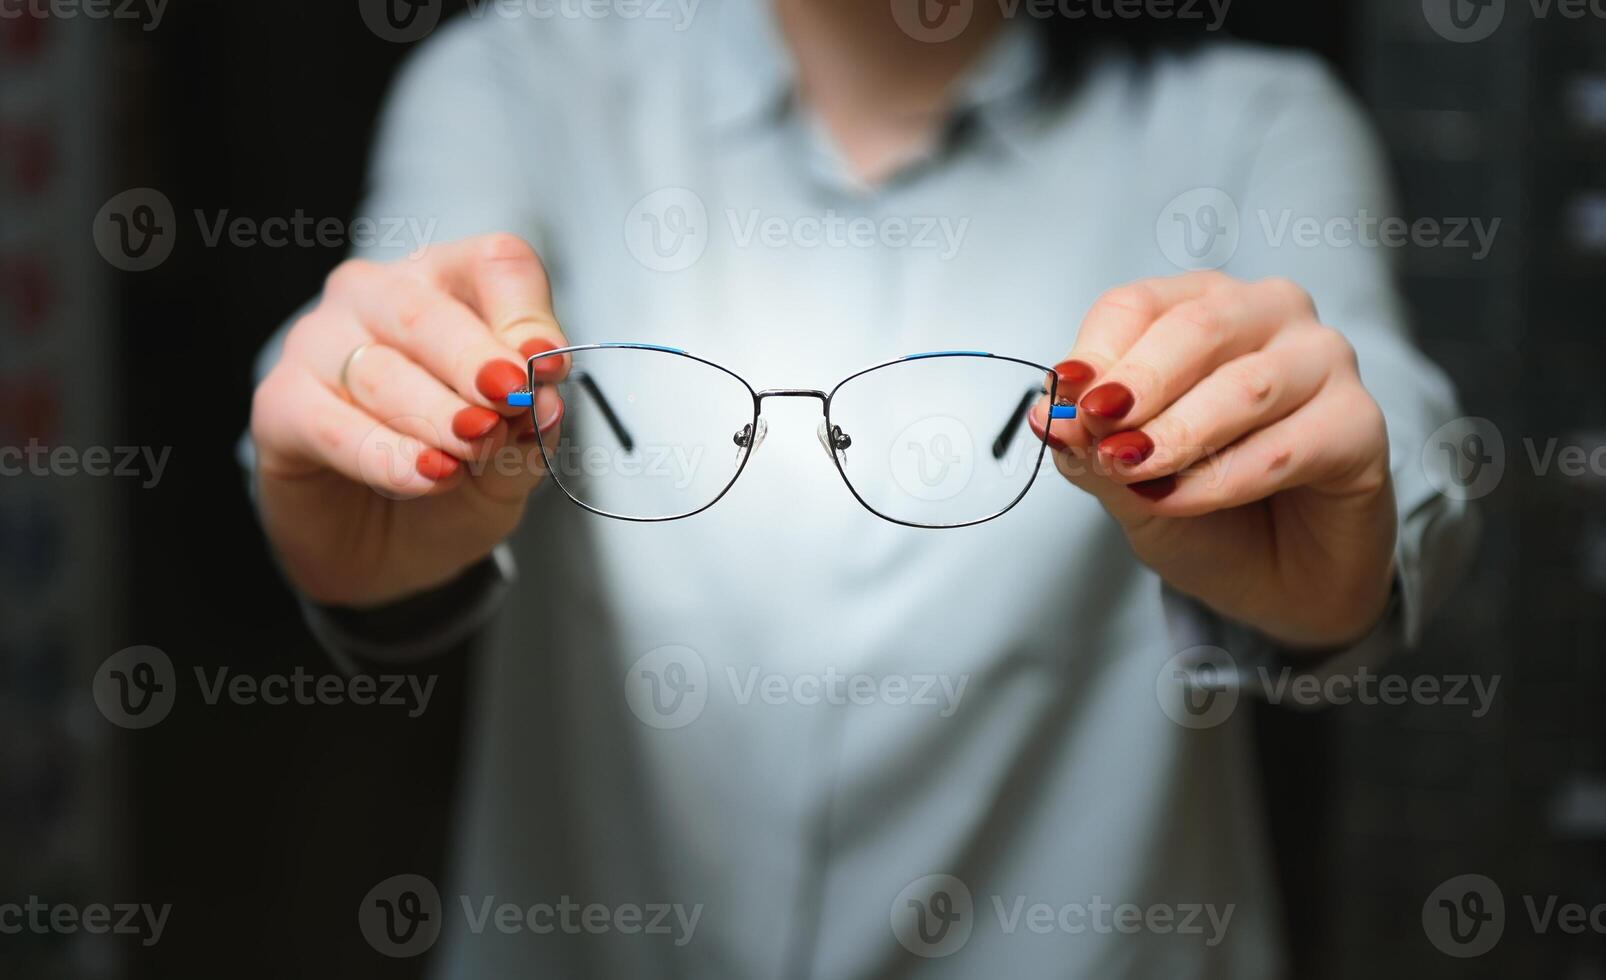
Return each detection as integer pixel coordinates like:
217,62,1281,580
505,344,1077,528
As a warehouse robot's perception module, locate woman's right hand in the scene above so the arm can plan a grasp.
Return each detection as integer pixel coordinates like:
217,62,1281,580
249,233,569,608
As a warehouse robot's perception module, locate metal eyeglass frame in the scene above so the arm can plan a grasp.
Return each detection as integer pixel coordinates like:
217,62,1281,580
506,343,1078,529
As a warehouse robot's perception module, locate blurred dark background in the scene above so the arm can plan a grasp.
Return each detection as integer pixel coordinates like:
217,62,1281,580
3,1,1604,977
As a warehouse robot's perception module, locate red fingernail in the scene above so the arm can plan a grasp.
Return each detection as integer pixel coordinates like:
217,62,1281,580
1080,383,1134,421
452,406,501,441
1129,475,1177,501
476,360,527,403
520,339,566,382
1098,430,1154,466
1028,405,1070,452
416,449,460,481
1053,359,1096,389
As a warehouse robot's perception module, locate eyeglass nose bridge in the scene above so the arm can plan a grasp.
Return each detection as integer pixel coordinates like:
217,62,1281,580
754,388,829,404
748,389,852,462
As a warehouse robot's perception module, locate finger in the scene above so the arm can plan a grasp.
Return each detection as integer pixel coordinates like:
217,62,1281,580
325,259,531,417
468,388,565,505
1077,277,1317,439
1091,326,1340,485
1122,380,1388,519
338,341,509,463
1045,274,1222,450
429,234,571,383
1068,273,1224,367
252,364,460,499
1037,440,1162,531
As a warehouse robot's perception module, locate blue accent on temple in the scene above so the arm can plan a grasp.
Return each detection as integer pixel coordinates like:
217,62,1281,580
903,350,993,360
506,391,534,407
1050,404,1078,420
607,342,686,354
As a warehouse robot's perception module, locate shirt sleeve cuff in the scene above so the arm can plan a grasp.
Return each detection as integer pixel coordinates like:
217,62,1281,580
300,544,516,675
1160,538,1408,703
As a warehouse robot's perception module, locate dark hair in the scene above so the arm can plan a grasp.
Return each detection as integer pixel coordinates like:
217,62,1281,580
1030,12,1208,100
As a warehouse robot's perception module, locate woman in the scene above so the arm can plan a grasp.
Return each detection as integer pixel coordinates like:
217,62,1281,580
248,0,1474,975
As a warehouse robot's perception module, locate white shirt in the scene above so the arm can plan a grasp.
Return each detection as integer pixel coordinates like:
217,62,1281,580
284,2,1474,976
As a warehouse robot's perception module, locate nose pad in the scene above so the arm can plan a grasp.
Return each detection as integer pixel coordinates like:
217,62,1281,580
815,420,852,462
734,418,769,457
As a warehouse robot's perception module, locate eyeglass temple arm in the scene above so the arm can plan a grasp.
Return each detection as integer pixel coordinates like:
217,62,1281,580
506,372,637,452
992,388,1076,460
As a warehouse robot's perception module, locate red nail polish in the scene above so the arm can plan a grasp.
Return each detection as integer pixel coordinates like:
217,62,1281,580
416,449,460,481
1098,430,1154,466
476,360,527,403
1129,475,1177,501
452,406,502,441
520,339,566,382
1080,383,1134,421
1053,359,1096,388
1028,405,1070,452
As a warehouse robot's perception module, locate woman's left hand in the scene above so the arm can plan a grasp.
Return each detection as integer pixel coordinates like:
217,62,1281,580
1029,271,1397,649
